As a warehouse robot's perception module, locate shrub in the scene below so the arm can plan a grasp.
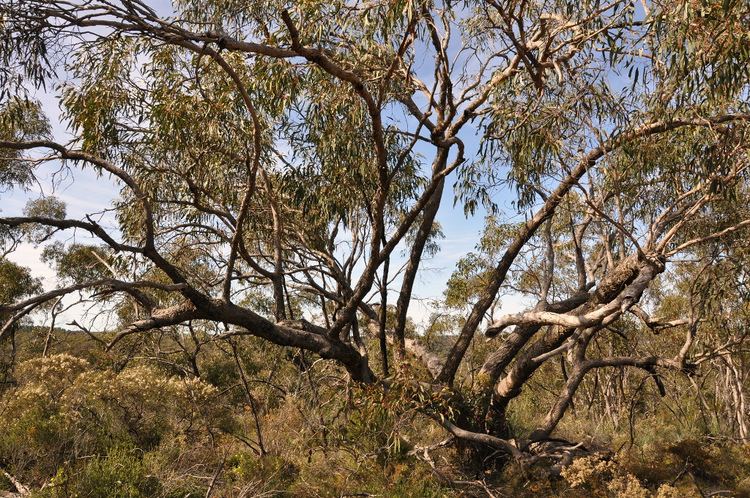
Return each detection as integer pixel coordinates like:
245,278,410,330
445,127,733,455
0,355,229,488
33,446,160,498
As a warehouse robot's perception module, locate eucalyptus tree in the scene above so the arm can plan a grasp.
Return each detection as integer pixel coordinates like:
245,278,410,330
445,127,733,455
1,0,750,463
0,259,42,385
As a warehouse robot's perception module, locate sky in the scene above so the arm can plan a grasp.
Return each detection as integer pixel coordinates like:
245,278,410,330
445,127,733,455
2,1,549,331
3,85,528,330
0,92,525,326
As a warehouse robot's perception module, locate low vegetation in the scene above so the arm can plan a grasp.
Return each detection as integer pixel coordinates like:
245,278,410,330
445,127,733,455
1,325,749,497
1,0,750,495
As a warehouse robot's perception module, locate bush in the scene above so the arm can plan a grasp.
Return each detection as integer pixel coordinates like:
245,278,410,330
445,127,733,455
0,355,228,488
33,446,160,498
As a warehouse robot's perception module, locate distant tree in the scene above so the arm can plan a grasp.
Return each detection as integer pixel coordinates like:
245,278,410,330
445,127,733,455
1,0,750,463
0,258,42,383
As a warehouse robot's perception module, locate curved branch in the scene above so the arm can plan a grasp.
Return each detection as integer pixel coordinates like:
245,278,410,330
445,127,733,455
0,140,156,248
433,416,523,459
106,300,199,349
437,112,750,384
0,279,187,314
486,259,662,337
0,215,142,253
529,355,668,442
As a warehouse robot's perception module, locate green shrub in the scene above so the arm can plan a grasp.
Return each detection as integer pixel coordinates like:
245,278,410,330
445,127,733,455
33,446,159,498
228,452,299,494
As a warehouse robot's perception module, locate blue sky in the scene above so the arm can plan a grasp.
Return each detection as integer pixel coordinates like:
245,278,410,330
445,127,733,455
4,1,588,329
3,82,529,329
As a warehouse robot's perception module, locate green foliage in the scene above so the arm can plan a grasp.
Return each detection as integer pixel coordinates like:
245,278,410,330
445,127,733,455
0,258,42,304
0,355,228,484
653,0,750,107
34,446,161,498
22,197,67,244
0,336,459,496
0,98,49,190
3,325,750,496
228,452,299,491
1,0,750,495
444,216,519,308
41,243,112,285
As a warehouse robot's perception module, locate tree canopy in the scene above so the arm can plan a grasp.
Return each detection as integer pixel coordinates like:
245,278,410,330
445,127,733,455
1,0,750,484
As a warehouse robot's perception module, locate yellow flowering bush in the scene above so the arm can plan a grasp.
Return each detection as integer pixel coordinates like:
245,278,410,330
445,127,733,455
561,455,651,497
0,355,229,487
561,455,617,488
560,455,705,497
14,353,90,392
60,364,223,448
